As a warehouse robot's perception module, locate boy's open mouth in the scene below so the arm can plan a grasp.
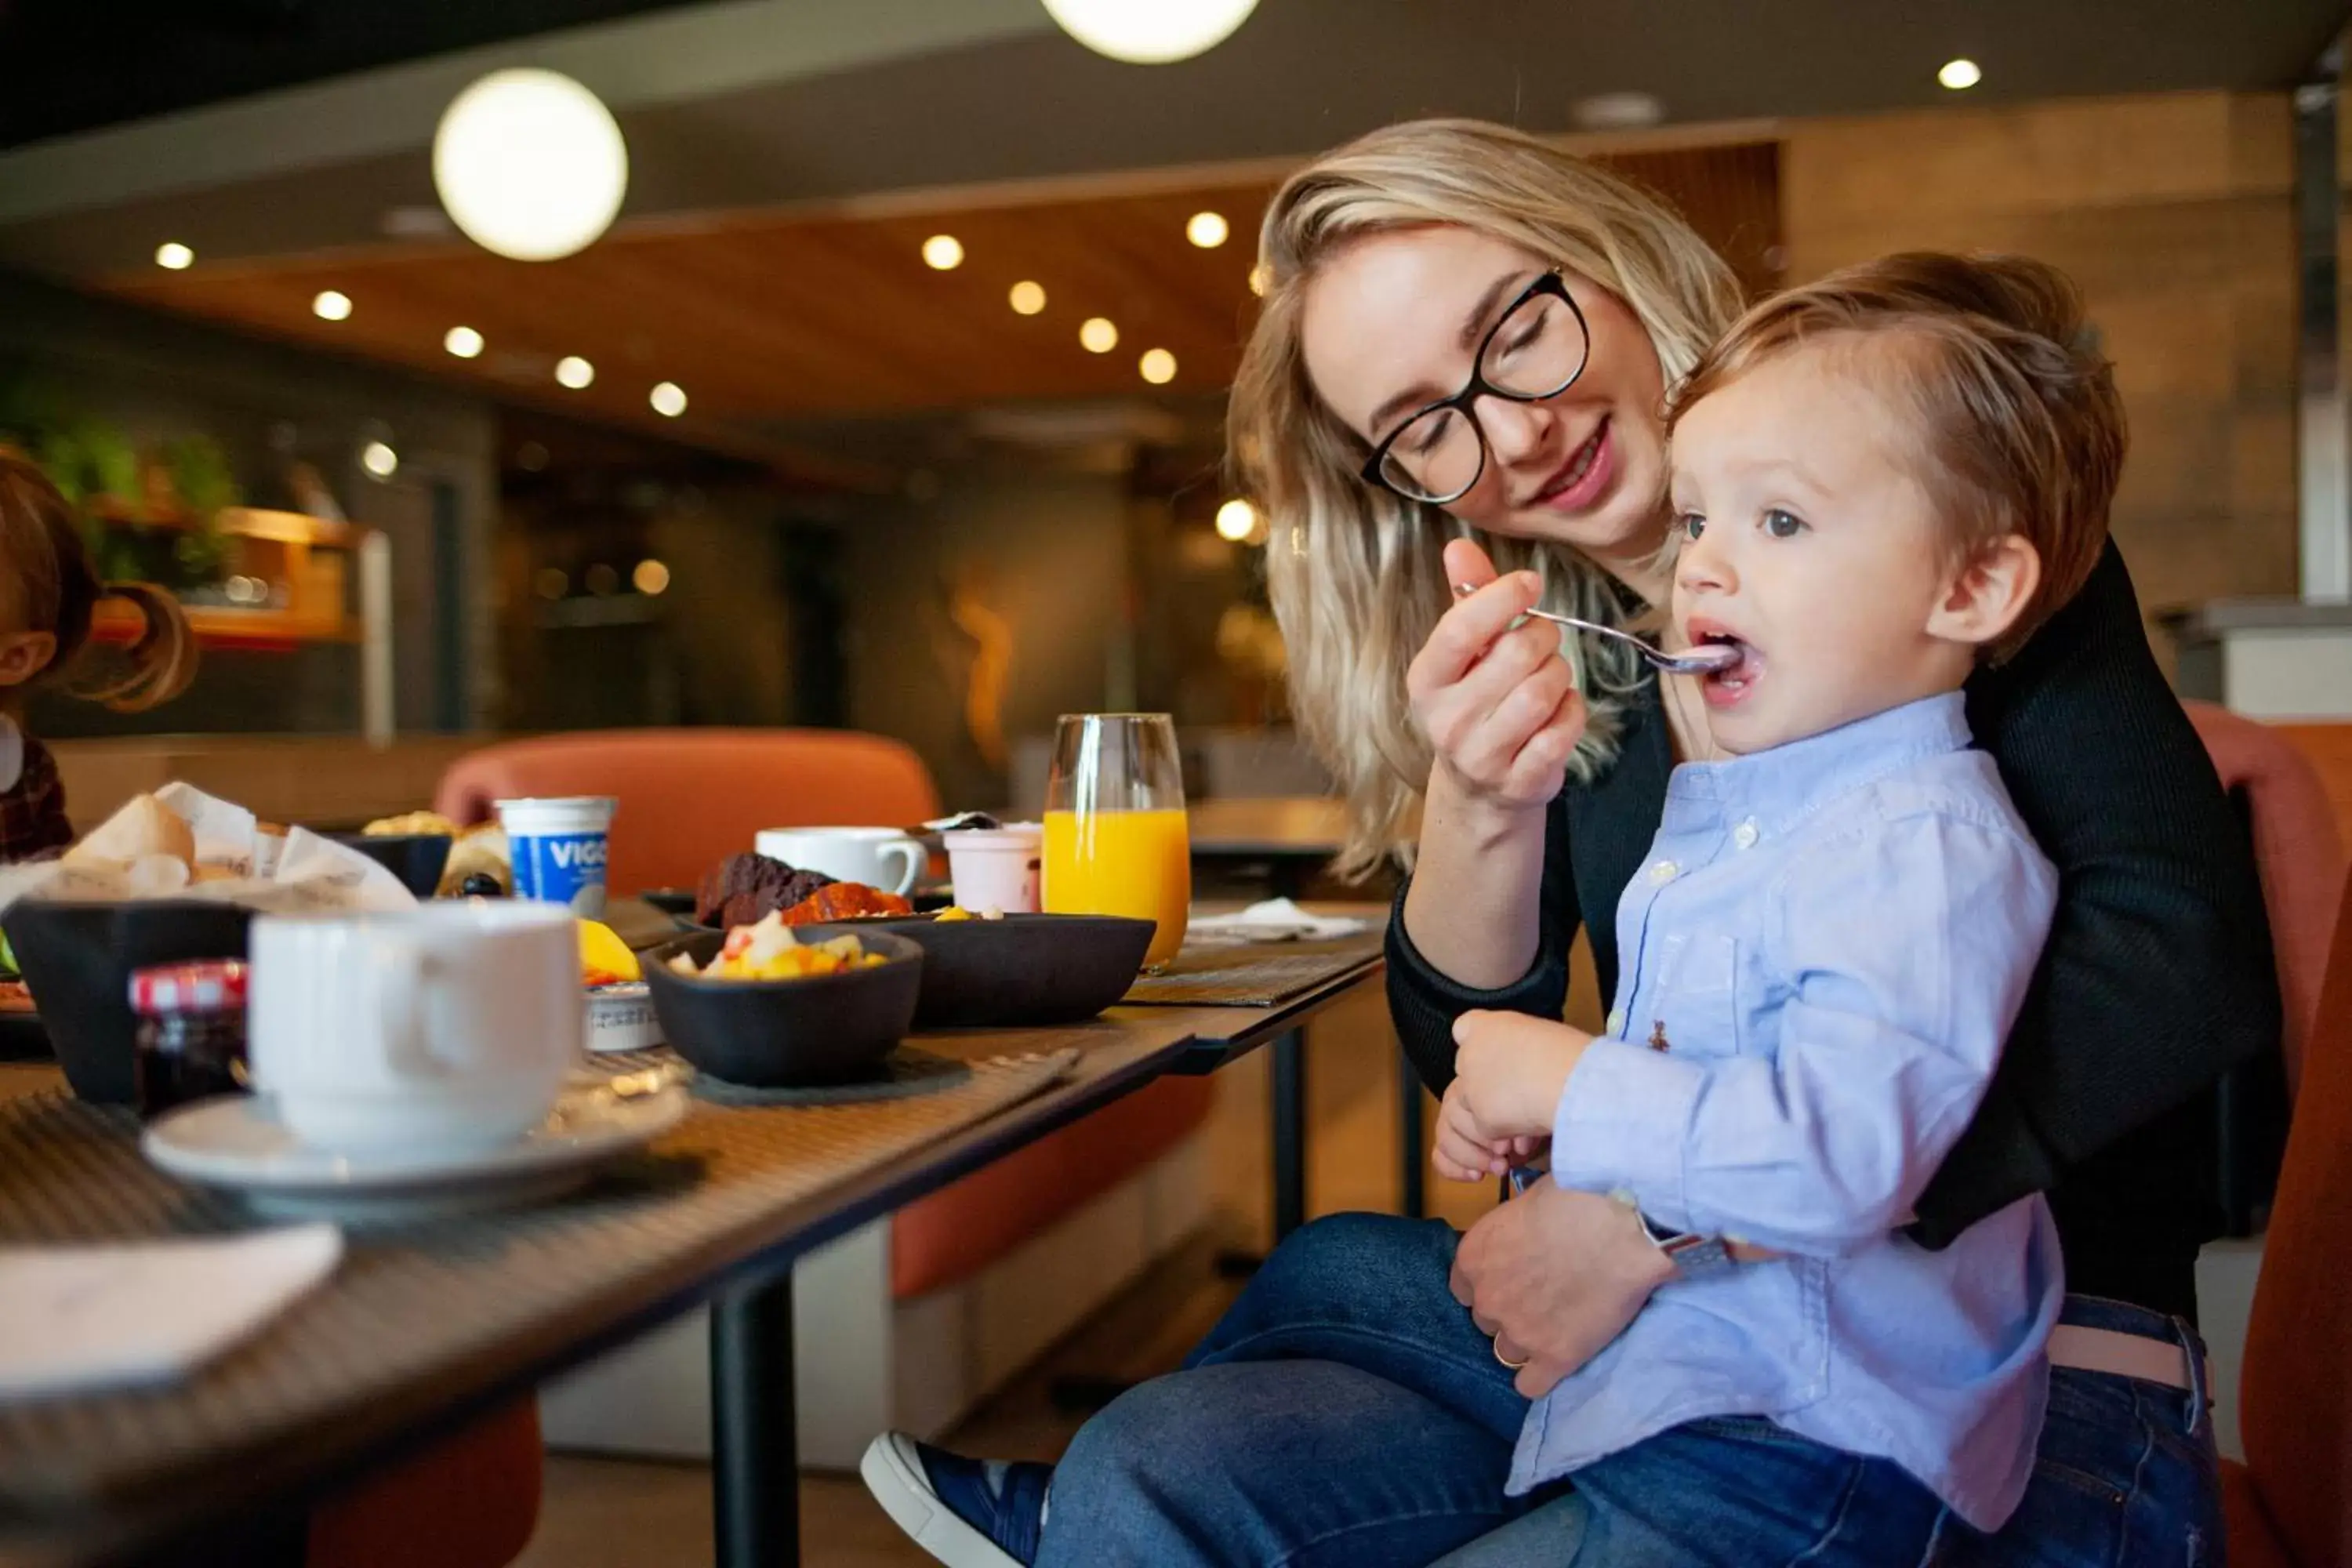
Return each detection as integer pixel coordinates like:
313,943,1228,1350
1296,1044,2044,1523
1694,630,1762,706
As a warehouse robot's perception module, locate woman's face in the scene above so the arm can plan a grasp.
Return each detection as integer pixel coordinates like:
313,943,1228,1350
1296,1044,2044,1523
1299,225,1671,589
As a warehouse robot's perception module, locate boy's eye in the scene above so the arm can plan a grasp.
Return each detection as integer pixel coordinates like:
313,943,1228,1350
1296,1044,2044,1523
1762,508,1806,539
1679,512,1706,540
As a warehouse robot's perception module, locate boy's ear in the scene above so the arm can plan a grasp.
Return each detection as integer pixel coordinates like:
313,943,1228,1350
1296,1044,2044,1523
1926,535,2040,650
0,630,57,690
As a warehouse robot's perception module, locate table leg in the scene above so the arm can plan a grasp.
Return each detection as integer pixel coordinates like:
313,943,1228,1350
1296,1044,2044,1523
711,1272,798,1568
1398,1047,1426,1221
1271,1027,1307,1241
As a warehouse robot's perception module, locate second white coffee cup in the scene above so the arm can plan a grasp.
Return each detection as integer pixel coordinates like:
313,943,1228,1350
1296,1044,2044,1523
249,901,583,1156
754,826,927,895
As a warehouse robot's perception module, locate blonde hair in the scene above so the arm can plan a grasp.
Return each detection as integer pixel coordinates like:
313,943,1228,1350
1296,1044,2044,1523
1670,252,2122,663
1229,119,1744,877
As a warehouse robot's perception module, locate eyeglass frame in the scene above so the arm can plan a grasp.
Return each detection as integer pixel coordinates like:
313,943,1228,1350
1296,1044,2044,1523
1356,270,1592,506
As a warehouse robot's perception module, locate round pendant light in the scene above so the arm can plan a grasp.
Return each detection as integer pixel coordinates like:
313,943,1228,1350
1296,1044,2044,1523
434,69,628,262
1040,0,1258,64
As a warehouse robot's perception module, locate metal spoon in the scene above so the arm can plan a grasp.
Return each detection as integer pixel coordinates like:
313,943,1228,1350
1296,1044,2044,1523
1451,583,1740,677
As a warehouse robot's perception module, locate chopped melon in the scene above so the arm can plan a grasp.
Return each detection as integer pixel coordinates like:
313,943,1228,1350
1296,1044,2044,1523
579,919,642,985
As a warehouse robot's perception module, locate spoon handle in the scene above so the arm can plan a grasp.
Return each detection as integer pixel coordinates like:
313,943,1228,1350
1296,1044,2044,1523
1450,583,1736,675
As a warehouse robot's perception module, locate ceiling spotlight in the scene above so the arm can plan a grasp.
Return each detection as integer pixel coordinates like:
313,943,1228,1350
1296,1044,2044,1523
649,381,687,417
1080,317,1119,354
445,325,485,358
1009,280,1047,315
556,355,595,389
313,290,353,321
633,559,671,595
1939,57,1982,89
1042,0,1258,63
1186,211,1229,249
154,242,194,270
1139,347,1178,384
1247,263,1271,297
434,68,628,261
1571,91,1665,131
923,234,965,270
1214,499,1259,542
360,441,399,480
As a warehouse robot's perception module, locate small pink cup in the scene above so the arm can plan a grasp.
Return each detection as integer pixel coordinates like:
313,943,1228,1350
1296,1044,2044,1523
944,824,1044,914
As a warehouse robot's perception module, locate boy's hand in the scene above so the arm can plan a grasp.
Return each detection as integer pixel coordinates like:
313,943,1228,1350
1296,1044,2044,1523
1450,1010,1593,1143
1433,1079,1526,1181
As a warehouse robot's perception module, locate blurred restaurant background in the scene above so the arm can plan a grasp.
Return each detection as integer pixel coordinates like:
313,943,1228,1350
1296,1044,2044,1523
5,2,2352,1562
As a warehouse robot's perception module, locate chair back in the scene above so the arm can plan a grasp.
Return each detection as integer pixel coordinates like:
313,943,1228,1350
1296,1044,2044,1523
434,729,941,898
2238,869,2352,1568
2187,702,2349,1093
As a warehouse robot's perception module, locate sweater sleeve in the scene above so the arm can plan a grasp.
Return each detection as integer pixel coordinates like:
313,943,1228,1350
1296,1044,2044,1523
1909,545,2281,1247
1385,795,1581,1095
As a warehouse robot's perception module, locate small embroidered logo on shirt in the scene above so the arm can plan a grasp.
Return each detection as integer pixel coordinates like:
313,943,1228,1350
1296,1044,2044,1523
1647,1020,1671,1053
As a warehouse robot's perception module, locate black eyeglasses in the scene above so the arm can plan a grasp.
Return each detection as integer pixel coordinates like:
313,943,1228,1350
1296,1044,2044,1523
1359,271,1592,506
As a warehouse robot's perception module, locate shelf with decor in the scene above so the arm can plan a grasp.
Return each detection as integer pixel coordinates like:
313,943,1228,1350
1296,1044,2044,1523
87,506,368,652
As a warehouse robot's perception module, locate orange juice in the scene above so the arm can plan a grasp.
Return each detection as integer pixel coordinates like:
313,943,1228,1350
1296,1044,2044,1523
1043,808,1191,968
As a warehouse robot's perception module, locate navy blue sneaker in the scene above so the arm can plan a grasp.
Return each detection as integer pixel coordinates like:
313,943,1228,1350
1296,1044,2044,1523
860,1432,1051,1567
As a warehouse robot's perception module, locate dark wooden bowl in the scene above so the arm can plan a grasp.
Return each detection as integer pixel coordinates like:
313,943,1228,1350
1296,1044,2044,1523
1,898,257,1103
327,833,453,899
643,925,923,1087
856,913,1155,1029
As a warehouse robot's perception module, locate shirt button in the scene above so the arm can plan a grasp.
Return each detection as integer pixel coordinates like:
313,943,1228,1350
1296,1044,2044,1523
1606,1007,1626,1035
1734,819,1760,849
1650,860,1679,884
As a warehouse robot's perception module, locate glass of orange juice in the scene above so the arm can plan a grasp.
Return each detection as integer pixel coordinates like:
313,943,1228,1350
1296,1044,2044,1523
1043,713,1190,970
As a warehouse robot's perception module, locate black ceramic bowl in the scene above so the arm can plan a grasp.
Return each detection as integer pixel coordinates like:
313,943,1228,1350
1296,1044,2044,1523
328,833,453,899
861,913,1155,1029
0,898,258,1103
644,924,924,1087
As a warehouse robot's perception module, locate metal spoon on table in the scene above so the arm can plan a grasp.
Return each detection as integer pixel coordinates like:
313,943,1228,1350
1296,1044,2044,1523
1451,583,1739,677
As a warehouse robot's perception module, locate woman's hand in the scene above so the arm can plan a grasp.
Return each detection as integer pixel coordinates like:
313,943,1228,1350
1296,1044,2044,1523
1450,1179,1673,1399
1408,539,1588,815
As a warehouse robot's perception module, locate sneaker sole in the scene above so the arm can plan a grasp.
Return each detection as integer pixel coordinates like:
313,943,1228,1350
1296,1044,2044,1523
859,1433,1027,1568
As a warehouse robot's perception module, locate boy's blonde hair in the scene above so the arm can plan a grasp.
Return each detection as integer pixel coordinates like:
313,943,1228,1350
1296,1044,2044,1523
1230,118,1744,876
1668,252,2123,661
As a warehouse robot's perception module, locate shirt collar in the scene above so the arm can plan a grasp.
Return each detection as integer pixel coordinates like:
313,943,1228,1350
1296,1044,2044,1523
1661,691,1973,837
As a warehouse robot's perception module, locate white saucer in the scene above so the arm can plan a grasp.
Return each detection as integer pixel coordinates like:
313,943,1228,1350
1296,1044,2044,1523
142,1080,689,1221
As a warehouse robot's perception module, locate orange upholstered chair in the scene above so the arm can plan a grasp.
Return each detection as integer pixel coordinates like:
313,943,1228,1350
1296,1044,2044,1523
2188,704,2349,1094
307,1399,543,1567
2223,869,2352,1568
434,729,942,896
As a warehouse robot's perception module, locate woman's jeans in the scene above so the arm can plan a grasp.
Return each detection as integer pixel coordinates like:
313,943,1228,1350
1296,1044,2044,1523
1033,1214,2224,1568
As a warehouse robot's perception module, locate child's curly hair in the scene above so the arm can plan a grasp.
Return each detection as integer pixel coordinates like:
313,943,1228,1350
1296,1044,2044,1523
0,448,196,711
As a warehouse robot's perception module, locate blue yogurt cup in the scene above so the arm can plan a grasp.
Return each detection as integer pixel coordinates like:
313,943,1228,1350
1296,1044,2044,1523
496,796,618,916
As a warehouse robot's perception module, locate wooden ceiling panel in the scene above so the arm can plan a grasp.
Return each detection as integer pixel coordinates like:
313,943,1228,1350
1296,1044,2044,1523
98,143,1777,448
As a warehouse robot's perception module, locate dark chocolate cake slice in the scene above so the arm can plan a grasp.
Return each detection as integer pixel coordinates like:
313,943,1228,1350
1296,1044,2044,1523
694,852,834,928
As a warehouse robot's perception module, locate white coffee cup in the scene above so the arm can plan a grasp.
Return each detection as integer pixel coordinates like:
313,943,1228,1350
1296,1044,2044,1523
944,824,1044,913
249,902,583,1156
754,826,927,895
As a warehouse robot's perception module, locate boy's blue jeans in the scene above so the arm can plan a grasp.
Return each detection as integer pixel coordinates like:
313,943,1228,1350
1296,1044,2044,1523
1033,1213,2223,1568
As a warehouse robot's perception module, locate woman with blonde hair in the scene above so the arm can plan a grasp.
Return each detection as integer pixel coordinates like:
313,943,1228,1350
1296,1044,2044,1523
864,119,2267,1566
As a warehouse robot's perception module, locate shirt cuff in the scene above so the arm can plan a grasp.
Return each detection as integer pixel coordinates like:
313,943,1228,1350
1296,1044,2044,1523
1549,1038,1705,1232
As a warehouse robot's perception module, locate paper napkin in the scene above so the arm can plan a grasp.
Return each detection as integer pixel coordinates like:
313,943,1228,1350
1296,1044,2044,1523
0,1225,343,1401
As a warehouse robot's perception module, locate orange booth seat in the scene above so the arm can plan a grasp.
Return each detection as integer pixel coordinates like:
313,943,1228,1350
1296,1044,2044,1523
438,729,1215,1465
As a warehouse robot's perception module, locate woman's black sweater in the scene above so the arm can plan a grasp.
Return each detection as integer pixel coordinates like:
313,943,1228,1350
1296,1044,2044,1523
1387,543,2278,1320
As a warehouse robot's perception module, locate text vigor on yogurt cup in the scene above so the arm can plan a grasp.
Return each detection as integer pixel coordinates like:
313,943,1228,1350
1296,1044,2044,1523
497,796,618,917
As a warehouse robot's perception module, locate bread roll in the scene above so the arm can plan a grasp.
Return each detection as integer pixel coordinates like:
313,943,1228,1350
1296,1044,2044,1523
65,793,195,870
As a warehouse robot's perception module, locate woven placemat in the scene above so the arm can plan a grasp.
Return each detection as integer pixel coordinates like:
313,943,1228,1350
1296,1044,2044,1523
1120,936,1382,1007
588,1044,983,1108
0,1041,1078,1509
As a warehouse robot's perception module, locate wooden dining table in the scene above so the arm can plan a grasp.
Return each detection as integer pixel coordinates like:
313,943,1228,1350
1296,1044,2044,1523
0,913,1391,1568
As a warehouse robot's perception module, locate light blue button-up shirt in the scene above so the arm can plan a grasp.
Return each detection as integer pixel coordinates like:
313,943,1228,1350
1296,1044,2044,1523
1521,692,2066,1530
